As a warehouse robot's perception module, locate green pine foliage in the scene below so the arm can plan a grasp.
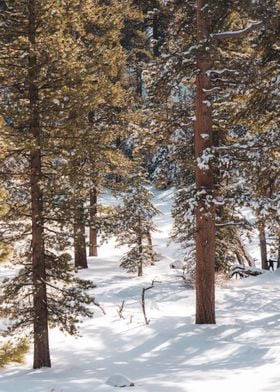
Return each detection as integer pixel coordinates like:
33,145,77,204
148,1,277,273
0,252,96,335
57,0,137,262
0,188,11,263
0,339,28,368
116,168,160,276
0,0,279,370
0,0,135,260
0,0,129,358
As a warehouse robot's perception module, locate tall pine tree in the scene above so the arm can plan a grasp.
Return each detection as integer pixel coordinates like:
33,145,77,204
0,0,104,368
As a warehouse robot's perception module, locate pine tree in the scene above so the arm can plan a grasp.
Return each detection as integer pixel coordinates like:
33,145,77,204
241,0,279,267
0,1,100,368
64,0,136,261
121,0,165,91
116,167,159,277
194,1,264,322
121,0,170,187
212,0,280,270
147,0,264,323
219,129,280,269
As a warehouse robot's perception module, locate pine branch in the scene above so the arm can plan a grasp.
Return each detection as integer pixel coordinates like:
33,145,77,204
215,221,245,228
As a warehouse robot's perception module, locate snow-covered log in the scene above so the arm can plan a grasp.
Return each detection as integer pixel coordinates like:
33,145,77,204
229,264,266,279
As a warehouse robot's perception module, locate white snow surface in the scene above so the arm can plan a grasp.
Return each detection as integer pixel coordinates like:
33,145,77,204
106,373,134,387
1,190,280,392
169,260,186,270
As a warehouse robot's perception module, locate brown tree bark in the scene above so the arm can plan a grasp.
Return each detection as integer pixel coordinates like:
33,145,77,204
28,0,51,369
74,202,88,269
152,13,160,57
136,67,143,98
137,232,143,277
277,240,280,269
146,230,155,265
89,188,98,257
258,222,269,270
195,0,216,324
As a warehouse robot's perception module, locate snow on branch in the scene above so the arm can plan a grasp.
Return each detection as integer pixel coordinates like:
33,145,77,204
206,68,236,77
202,87,221,96
229,264,265,279
215,221,245,228
211,21,262,41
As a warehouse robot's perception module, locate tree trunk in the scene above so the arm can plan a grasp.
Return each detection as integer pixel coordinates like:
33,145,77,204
276,244,280,269
136,67,143,98
137,234,143,277
74,202,88,269
258,222,268,270
28,0,51,369
236,232,255,267
146,231,155,265
31,148,51,369
232,227,253,266
234,250,245,265
277,241,280,269
152,13,160,57
89,188,98,257
195,0,216,324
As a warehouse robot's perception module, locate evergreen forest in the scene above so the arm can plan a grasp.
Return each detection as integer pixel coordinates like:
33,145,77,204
0,1,279,391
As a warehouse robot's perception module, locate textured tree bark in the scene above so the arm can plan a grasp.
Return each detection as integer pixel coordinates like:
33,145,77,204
137,233,143,277
277,240,280,269
195,0,216,324
258,222,269,270
89,188,98,257
152,13,160,57
28,0,51,369
136,67,143,98
74,202,88,269
146,230,155,265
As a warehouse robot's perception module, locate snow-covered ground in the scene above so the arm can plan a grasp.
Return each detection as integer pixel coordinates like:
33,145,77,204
1,190,280,392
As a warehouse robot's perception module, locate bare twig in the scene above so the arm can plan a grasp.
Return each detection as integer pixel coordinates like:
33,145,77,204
117,300,125,319
94,299,106,315
141,280,161,325
180,273,194,289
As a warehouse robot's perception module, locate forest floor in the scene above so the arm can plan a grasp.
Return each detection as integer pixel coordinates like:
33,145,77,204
1,190,280,392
